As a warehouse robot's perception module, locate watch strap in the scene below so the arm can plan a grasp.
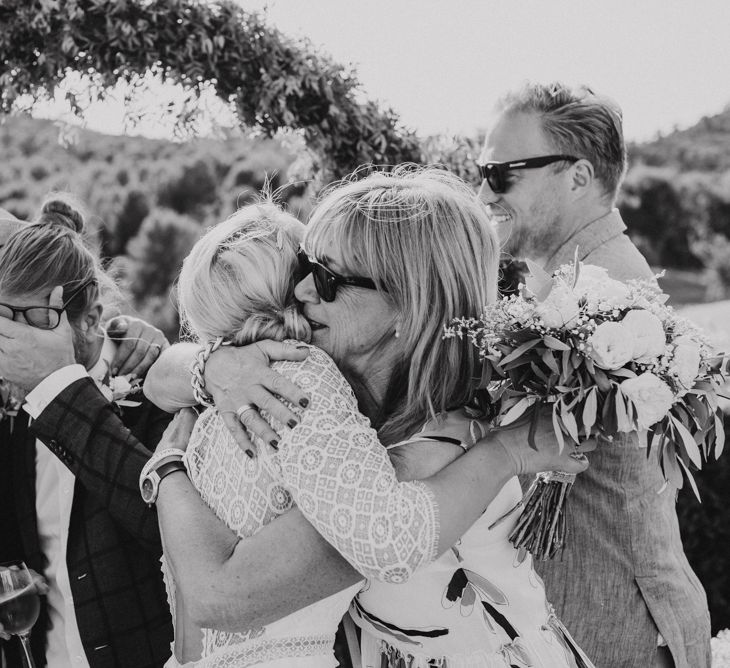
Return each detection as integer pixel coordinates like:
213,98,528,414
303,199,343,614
156,459,188,483
140,448,186,483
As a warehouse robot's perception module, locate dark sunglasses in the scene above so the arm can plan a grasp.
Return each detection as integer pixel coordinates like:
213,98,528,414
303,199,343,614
297,249,378,302
0,277,97,330
476,154,579,194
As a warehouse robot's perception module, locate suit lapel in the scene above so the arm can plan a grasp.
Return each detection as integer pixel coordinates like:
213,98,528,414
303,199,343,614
10,413,43,571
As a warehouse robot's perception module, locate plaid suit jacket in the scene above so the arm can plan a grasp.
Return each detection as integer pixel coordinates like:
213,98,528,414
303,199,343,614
2,377,174,668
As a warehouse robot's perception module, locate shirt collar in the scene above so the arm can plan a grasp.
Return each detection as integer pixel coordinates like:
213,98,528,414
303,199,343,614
544,209,626,274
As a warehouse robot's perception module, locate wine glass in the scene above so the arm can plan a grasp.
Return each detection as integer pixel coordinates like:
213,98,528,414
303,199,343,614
0,561,40,668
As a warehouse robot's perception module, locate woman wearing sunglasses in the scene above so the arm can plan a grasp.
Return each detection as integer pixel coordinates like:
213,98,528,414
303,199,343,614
147,167,594,668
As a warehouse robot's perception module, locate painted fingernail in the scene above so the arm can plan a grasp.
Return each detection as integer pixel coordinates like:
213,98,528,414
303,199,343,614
269,439,279,450
299,398,309,408
245,449,255,459
287,419,298,429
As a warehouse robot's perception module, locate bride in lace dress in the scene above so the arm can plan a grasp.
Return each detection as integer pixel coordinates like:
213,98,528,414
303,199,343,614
148,167,594,668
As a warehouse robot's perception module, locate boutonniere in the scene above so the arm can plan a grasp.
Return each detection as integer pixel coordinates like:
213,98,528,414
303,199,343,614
99,370,143,409
0,379,23,421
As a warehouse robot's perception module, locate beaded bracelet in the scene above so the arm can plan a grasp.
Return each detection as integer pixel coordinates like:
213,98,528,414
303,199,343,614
190,336,231,407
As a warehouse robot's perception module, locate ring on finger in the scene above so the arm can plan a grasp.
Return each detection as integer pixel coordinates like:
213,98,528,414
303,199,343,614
236,403,258,422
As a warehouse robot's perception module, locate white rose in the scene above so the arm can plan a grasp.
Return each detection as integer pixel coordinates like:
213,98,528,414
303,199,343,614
574,264,631,305
620,372,675,429
588,321,634,370
621,309,666,364
671,335,701,389
535,283,580,329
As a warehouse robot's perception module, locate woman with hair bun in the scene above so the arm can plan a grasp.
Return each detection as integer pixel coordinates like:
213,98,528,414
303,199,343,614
150,168,594,668
0,193,175,667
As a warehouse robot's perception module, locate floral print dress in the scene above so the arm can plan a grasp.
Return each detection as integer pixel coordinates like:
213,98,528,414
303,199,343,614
351,446,596,668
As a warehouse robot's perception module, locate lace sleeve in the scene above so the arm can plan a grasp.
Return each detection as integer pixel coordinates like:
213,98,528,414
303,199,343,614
264,344,440,584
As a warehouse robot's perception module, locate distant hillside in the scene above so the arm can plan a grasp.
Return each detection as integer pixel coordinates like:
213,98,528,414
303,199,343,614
0,114,303,339
0,114,298,225
628,105,730,171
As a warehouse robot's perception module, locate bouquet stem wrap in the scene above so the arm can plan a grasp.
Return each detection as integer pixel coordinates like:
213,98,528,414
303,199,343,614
509,470,576,560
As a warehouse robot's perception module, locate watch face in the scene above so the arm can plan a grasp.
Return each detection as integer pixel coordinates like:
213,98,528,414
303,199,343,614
141,477,155,503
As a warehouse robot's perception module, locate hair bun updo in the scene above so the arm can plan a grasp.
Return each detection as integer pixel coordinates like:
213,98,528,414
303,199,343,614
38,195,85,233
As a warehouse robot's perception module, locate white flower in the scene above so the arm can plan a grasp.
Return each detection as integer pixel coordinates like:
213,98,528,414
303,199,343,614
100,375,142,407
712,629,730,668
574,264,631,306
620,372,675,429
588,321,634,370
670,335,701,389
535,282,580,329
109,375,134,400
621,309,666,364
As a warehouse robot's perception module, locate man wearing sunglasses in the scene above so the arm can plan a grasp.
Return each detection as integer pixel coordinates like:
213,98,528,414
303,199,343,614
477,82,710,668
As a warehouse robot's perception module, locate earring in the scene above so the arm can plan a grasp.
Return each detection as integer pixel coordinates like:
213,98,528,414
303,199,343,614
394,330,400,339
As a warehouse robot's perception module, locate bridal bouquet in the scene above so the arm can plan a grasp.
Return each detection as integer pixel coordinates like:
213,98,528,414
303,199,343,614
445,257,727,559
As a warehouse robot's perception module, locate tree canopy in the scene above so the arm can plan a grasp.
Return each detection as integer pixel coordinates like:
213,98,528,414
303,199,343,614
0,0,422,180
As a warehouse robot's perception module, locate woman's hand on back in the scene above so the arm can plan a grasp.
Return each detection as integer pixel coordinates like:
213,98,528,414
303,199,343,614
204,341,311,451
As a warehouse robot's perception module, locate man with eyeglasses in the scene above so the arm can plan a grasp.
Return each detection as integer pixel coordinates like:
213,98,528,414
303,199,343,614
0,205,174,667
477,82,710,668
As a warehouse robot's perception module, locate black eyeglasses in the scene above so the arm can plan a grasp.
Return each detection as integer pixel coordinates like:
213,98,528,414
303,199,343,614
476,155,579,194
297,249,378,302
0,278,97,330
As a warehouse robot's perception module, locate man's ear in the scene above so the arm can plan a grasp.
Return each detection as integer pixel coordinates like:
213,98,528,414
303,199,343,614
570,159,594,192
82,301,104,338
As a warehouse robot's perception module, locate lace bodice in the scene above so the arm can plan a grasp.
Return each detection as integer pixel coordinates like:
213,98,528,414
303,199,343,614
166,344,442,667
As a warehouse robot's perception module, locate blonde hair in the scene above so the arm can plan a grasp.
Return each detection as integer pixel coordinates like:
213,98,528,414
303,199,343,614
497,82,627,203
178,202,311,346
0,193,115,322
305,165,499,443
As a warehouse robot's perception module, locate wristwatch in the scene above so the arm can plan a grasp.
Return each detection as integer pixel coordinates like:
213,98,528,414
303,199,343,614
140,449,187,506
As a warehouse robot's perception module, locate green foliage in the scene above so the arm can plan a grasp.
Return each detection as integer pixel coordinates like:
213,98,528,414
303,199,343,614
127,208,200,299
99,188,151,256
0,115,298,341
619,166,701,268
0,0,422,180
678,419,730,634
157,158,218,215
420,133,483,187
629,106,730,172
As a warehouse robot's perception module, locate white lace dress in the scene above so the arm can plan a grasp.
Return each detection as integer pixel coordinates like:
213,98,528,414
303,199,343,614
162,345,441,668
350,443,596,668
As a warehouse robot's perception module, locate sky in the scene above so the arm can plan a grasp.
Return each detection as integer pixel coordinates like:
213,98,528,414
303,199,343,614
38,0,730,143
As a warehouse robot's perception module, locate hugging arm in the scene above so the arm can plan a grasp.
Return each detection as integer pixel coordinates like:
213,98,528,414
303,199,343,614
155,412,361,631
156,349,589,631
143,342,201,412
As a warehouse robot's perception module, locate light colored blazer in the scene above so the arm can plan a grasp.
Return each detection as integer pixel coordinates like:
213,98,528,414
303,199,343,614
536,210,712,668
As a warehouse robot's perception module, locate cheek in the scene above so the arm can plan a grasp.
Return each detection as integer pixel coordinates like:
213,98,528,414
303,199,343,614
327,294,393,351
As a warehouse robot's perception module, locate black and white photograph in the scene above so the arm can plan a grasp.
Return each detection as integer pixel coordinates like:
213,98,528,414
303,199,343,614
1,1,729,667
